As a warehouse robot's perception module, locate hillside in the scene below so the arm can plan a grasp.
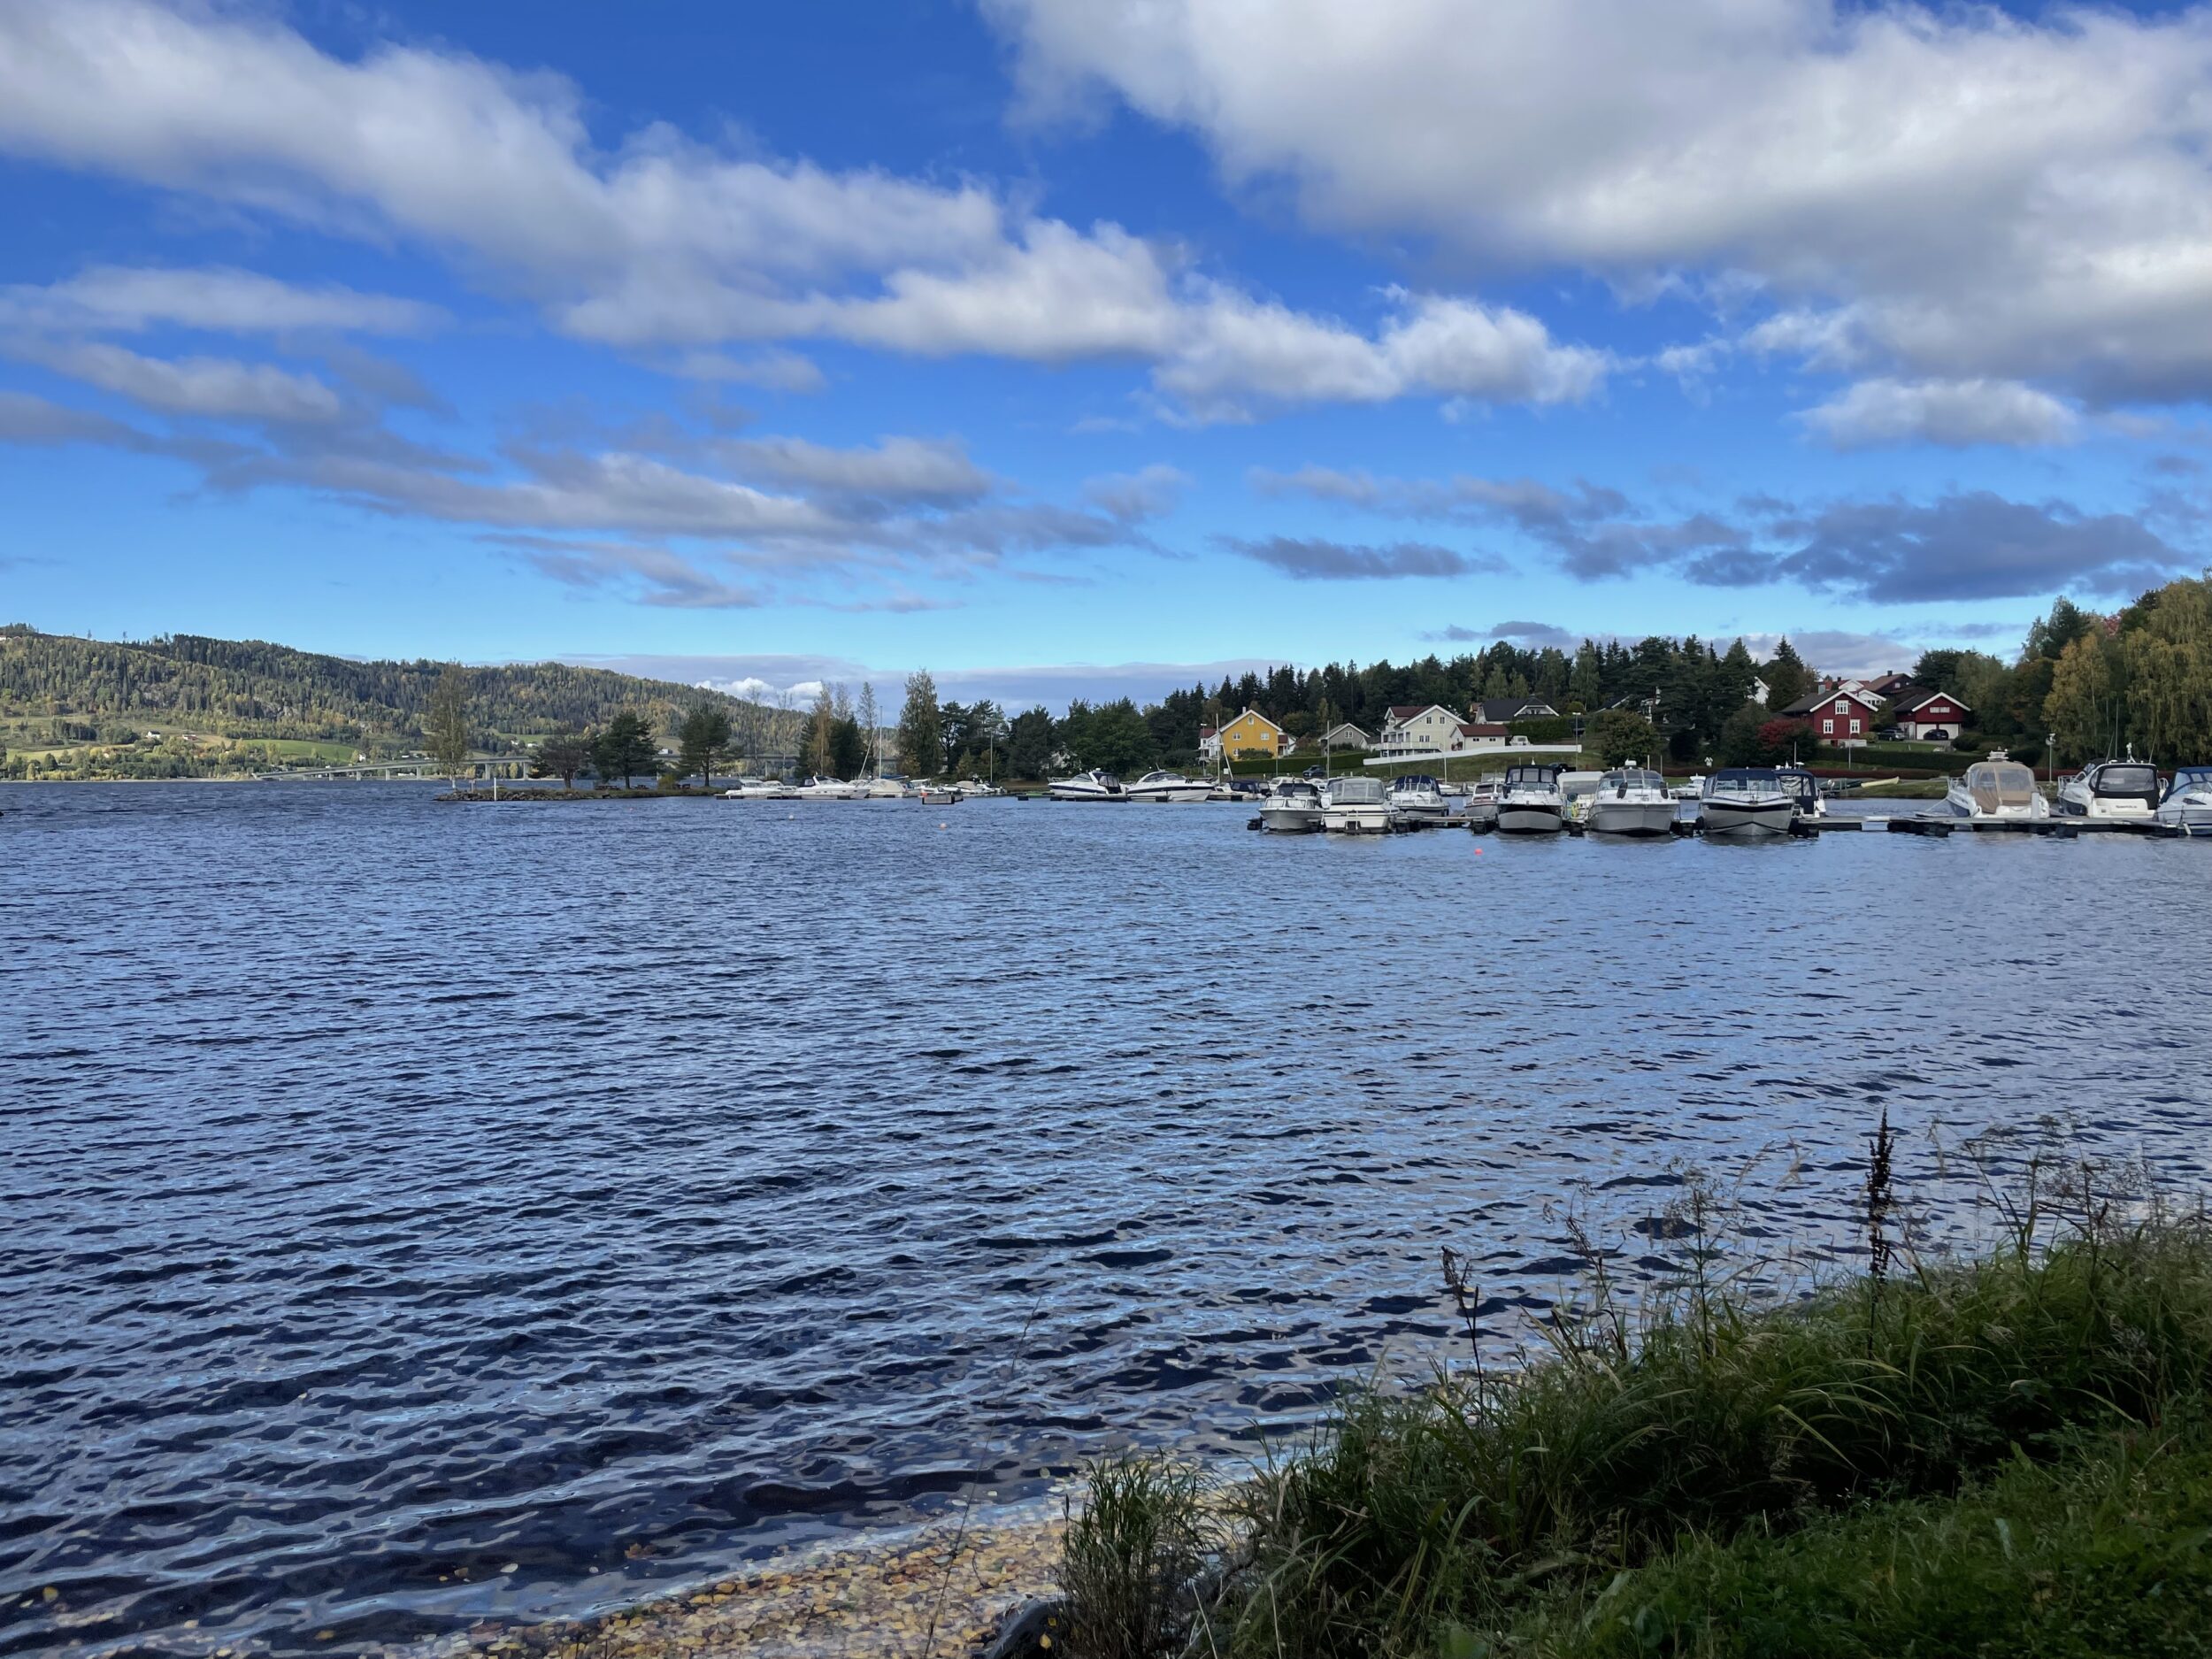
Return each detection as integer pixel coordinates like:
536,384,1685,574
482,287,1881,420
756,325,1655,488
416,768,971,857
0,624,797,780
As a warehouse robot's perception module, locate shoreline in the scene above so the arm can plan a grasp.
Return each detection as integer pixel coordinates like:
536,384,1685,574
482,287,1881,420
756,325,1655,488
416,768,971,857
416,1501,1068,1659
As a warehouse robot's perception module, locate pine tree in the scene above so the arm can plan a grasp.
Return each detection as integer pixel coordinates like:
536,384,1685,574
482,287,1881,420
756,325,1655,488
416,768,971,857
677,704,732,788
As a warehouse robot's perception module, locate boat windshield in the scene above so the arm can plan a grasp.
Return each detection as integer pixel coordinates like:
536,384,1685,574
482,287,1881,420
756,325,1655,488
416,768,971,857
1503,764,1559,787
1391,774,1439,792
2094,764,2157,796
1332,778,1385,803
1707,769,1784,798
1966,762,2037,812
2166,766,2212,798
1601,769,1663,792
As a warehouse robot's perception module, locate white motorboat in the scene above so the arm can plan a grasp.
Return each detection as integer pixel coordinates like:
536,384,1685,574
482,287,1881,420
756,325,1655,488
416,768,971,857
1699,768,1796,836
1462,773,1502,832
1670,773,1707,801
1579,767,1676,837
796,775,863,800
2057,756,2161,821
1495,764,1568,834
1048,769,1127,801
1776,767,1824,822
1942,754,2049,821
956,780,1007,800
726,776,796,799
916,785,959,805
2157,765,2212,835
1258,778,1326,833
1125,770,1214,803
1322,775,1397,834
858,777,907,798
1386,773,1450,823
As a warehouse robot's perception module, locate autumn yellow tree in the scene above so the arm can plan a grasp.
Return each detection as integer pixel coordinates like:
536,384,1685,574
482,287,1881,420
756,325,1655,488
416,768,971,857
2043,634,2117,764
2115,580,2208,757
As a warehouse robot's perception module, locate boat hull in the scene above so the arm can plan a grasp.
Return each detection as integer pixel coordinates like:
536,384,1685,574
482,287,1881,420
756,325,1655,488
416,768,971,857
1496,800,1566,834
1584,799,1676,837
1699,797,1793,836
1322,806,1395,834
1461,798,1499,831
1048,783,1125,801
1258,803,1324,833
1126,782,1214,803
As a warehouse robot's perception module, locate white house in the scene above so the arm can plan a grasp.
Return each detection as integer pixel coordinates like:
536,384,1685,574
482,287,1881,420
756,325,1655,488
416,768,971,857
1322,722,1372,752
1375,703,1467,757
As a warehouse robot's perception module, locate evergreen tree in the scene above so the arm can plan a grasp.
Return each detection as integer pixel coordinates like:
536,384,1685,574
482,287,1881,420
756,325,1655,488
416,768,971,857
1761,638,1811,711
1569,642,1602,711
676,704,732,788
1007,706,1055,779
897,670,943,778
592,710,656,787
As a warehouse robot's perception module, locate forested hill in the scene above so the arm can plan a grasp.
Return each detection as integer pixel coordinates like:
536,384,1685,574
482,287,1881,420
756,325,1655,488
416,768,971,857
0,624,783,750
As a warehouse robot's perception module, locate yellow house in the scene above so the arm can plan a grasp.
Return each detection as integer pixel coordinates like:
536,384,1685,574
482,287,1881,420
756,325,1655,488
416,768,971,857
1206,707,1287,759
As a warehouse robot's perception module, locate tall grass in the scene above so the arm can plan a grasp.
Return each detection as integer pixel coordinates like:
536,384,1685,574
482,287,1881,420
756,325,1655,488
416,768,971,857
1058,1151,2212,1658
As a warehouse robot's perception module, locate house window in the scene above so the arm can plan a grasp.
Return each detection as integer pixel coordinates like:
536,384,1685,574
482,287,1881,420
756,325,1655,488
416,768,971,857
1834,701,1849,716
1822,718,1834,735
1850,718,1862,734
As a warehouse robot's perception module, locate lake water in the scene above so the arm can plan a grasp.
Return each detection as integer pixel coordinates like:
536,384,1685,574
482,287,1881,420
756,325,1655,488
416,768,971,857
4,783,2208,1655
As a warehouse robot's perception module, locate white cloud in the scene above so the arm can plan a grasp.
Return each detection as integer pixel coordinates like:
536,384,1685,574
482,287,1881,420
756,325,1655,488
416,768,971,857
714,435,993,503
0,0,1601,420
0,265,441,336
985,0,2212,405
1801,378,2080,449
13,339,342,422
672,349,827,394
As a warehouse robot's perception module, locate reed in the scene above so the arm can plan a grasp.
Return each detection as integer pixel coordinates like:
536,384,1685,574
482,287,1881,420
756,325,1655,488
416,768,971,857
1059,1152,2212,1658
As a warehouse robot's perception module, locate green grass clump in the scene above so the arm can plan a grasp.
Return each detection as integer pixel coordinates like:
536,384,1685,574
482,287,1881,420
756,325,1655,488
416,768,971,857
1058,1180,2212,1658
1495,1410,2212,1657
1063,1453,1217,1659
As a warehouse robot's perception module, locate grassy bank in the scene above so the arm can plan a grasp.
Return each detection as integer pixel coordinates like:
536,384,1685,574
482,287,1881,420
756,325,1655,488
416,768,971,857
1052,1162,2212,1658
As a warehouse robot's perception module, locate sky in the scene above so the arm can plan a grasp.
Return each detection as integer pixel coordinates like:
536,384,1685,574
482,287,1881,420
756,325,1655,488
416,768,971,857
1,0,2208,710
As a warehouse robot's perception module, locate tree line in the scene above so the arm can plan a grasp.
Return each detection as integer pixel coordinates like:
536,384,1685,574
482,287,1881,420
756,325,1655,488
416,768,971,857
0,624,797,757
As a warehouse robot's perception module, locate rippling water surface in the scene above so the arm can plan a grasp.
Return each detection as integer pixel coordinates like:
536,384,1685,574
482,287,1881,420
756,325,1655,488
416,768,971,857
4,783,2208,1655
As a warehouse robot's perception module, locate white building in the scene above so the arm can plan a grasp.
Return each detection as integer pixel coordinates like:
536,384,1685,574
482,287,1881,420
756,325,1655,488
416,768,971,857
1375,703,1466,757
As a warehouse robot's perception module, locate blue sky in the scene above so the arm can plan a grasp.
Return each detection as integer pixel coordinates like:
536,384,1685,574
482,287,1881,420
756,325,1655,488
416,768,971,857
1,0,2207,709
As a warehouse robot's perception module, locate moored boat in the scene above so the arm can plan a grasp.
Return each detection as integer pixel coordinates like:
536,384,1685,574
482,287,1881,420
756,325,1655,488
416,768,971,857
2157,765,2212,835
1048,769,1127,801
1462,773,1502,832
2057,756,2161,821
1699,768,1795,836
1321,775,1396,834
1386,773,1450,823
1942,754,2049,821
1496,764,1568,834
1125,770,1214,803
1579,767,1675,837
796,775,863,800
1258,778,1326,833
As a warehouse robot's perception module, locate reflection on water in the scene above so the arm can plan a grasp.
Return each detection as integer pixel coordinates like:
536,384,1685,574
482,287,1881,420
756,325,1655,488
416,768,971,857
4,784,2207,1655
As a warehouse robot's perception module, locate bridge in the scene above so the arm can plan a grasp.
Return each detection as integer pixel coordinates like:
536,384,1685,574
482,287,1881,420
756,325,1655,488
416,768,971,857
251,758,529,782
